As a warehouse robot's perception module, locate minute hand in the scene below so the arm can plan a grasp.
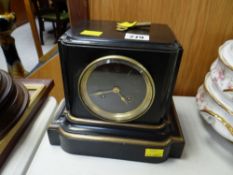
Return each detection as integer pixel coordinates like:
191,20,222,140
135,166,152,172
91,89,113,96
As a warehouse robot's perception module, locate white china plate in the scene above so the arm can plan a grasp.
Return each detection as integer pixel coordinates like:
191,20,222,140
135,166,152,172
196,85,233,142
210,58,233,99
204,72,233,115
219,40,233,70
200,111,233,142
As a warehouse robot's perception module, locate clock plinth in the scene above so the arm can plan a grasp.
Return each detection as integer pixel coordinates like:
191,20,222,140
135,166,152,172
48,99,185,163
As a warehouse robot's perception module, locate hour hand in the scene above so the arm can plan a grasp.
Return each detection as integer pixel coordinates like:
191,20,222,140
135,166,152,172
91,89,113,96
117,92,128,104
112,87,128,104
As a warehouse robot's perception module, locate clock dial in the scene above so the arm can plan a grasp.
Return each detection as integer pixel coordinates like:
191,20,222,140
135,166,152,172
79,55,155,122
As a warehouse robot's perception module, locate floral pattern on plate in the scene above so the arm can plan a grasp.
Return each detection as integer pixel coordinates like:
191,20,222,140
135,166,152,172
196,40,233,143
196,85,233,142
210,59,233,99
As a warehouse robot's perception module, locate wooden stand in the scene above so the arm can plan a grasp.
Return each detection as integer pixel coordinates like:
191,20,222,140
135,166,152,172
0,78,54,168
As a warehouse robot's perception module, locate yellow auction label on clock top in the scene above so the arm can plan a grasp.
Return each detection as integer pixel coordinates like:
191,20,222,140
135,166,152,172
80,30,103,37
145,148,164,157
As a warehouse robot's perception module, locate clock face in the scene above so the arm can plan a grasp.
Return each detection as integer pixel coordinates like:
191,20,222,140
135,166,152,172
79,55,155,122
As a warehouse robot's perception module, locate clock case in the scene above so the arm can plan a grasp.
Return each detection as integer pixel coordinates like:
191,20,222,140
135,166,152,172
58,20,183,124
50,20,185,163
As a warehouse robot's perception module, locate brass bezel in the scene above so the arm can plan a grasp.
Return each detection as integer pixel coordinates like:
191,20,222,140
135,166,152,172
78,55,155,122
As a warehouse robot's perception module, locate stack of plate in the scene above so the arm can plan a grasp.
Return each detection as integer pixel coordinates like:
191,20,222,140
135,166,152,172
196,40,233,142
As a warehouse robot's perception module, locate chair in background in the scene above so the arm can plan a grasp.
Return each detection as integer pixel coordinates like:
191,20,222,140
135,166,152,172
32,0,69,45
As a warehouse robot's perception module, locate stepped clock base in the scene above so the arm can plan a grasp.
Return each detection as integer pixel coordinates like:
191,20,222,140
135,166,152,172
48,100,185,163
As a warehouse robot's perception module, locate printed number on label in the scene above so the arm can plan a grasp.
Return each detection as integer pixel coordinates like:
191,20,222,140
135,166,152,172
125,33,149,41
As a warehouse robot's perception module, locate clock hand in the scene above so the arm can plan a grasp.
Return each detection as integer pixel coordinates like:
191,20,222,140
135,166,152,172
92,87,128,104
92,86,121,96
112,87,128,105
91,89,113,96
117,92,128,104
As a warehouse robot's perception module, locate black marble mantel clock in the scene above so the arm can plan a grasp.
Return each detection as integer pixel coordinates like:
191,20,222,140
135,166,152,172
48,20,185,163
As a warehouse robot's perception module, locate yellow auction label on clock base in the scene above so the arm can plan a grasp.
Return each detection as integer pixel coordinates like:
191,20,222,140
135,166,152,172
145,148,164,157
80,30,103,37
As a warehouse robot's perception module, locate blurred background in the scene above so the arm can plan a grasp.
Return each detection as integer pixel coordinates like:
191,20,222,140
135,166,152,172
0,0,232,100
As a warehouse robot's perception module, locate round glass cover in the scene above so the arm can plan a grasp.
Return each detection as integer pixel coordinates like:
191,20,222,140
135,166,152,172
78,55,155,122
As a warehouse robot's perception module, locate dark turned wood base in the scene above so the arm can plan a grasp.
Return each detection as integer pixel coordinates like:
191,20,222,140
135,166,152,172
0,70,29,139
0,78,54,168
